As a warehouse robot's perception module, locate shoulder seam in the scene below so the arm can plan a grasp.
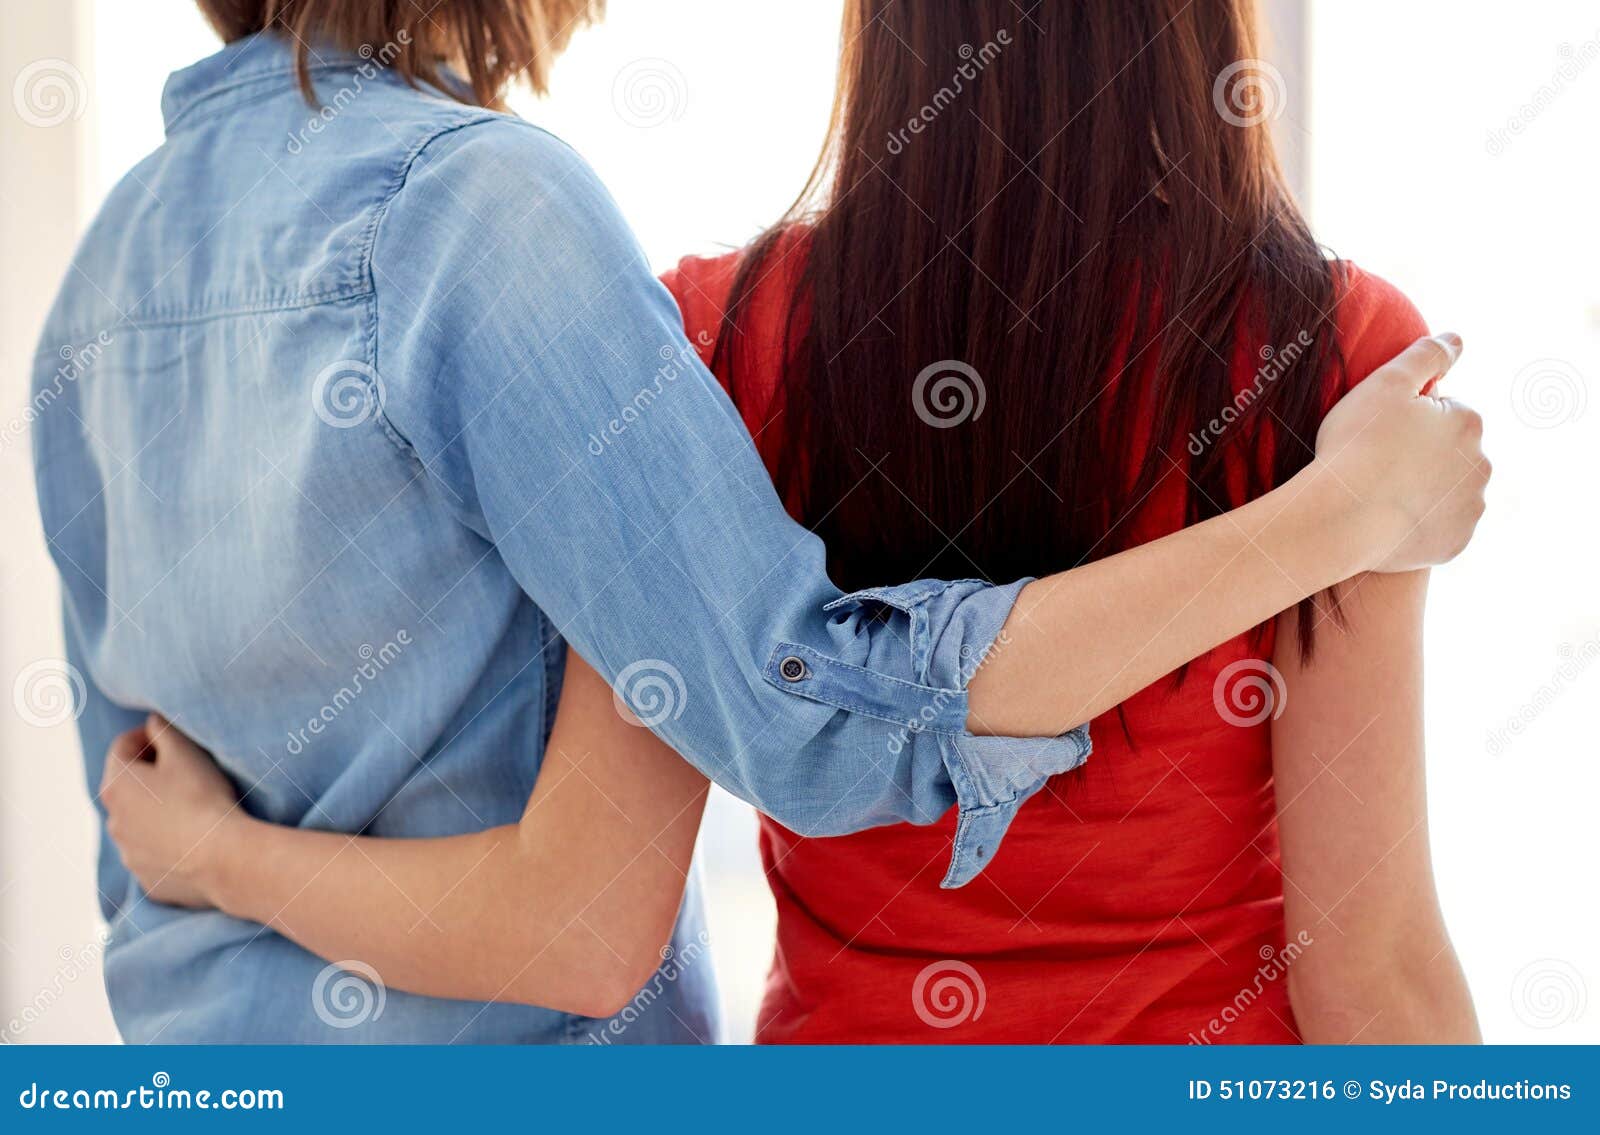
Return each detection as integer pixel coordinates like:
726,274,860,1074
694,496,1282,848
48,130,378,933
359,112,508,456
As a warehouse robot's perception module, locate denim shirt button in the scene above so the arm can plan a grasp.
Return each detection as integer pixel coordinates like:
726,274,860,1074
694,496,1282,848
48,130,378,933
778,655,808,682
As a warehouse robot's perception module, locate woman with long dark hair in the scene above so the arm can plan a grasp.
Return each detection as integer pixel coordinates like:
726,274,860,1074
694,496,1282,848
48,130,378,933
101,0,1481,1042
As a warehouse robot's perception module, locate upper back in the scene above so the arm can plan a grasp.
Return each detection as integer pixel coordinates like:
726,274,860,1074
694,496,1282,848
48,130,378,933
32,34,526,828
661,244,1427,1043
48,35,497,345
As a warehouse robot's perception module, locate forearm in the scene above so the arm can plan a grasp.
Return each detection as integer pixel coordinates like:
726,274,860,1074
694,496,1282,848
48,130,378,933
203,775,706,1016
968,463,1369,736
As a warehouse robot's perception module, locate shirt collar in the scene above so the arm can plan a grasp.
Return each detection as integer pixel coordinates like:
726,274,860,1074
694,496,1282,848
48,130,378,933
161,31,474,134
160,31,369,134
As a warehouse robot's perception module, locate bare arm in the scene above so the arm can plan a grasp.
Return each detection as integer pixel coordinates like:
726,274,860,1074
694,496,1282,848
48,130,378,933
102,654,708,1019
1269,570,1479,1043
969,334,1488,736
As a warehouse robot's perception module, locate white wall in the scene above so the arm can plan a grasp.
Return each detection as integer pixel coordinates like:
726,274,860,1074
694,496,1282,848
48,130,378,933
0,0,119,1045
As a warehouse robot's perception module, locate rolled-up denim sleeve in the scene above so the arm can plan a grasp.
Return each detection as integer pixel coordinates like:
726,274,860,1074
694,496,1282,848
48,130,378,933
371,119,1090,886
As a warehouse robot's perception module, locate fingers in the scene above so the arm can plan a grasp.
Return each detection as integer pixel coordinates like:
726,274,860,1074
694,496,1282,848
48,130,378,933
100,726,150,793
1381,332,1463,396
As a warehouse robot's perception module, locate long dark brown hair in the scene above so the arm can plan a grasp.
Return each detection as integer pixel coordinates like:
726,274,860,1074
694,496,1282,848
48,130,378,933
719,0,1345,655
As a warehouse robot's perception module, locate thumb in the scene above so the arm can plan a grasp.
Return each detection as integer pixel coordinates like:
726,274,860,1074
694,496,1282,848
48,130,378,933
1382,332,1462,397
101,726,151,794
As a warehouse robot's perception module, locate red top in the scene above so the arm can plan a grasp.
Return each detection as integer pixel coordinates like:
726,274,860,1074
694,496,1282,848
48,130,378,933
661,248,1426,1045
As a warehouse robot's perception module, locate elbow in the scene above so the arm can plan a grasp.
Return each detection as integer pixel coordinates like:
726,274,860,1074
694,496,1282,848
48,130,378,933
537,951,664,1021
502,958,655,1020
1287,950,1480,1044
498,912,675,1019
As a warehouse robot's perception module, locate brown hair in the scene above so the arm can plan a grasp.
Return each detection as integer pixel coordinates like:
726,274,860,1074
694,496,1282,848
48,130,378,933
720,0,1344,657
195,0,604,107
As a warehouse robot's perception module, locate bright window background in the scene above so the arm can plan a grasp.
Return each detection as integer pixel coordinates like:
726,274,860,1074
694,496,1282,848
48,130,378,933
2,0,1592,1044
1306,1,1599,1044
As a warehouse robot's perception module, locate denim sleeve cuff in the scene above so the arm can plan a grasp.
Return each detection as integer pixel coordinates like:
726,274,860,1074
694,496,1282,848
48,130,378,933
768,577,1092,888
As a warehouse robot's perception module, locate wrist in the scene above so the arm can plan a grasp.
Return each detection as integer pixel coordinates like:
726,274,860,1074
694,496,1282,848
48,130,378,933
190,810,258,916
1280,461,1383,582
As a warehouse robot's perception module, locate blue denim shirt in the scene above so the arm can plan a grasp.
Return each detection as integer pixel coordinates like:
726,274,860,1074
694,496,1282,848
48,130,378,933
31,34,1090,1044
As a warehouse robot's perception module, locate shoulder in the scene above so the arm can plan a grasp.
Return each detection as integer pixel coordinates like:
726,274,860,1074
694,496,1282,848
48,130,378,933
1330,262,1429,393
659,227,811,371
659,252,744,368
378,115,638,275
